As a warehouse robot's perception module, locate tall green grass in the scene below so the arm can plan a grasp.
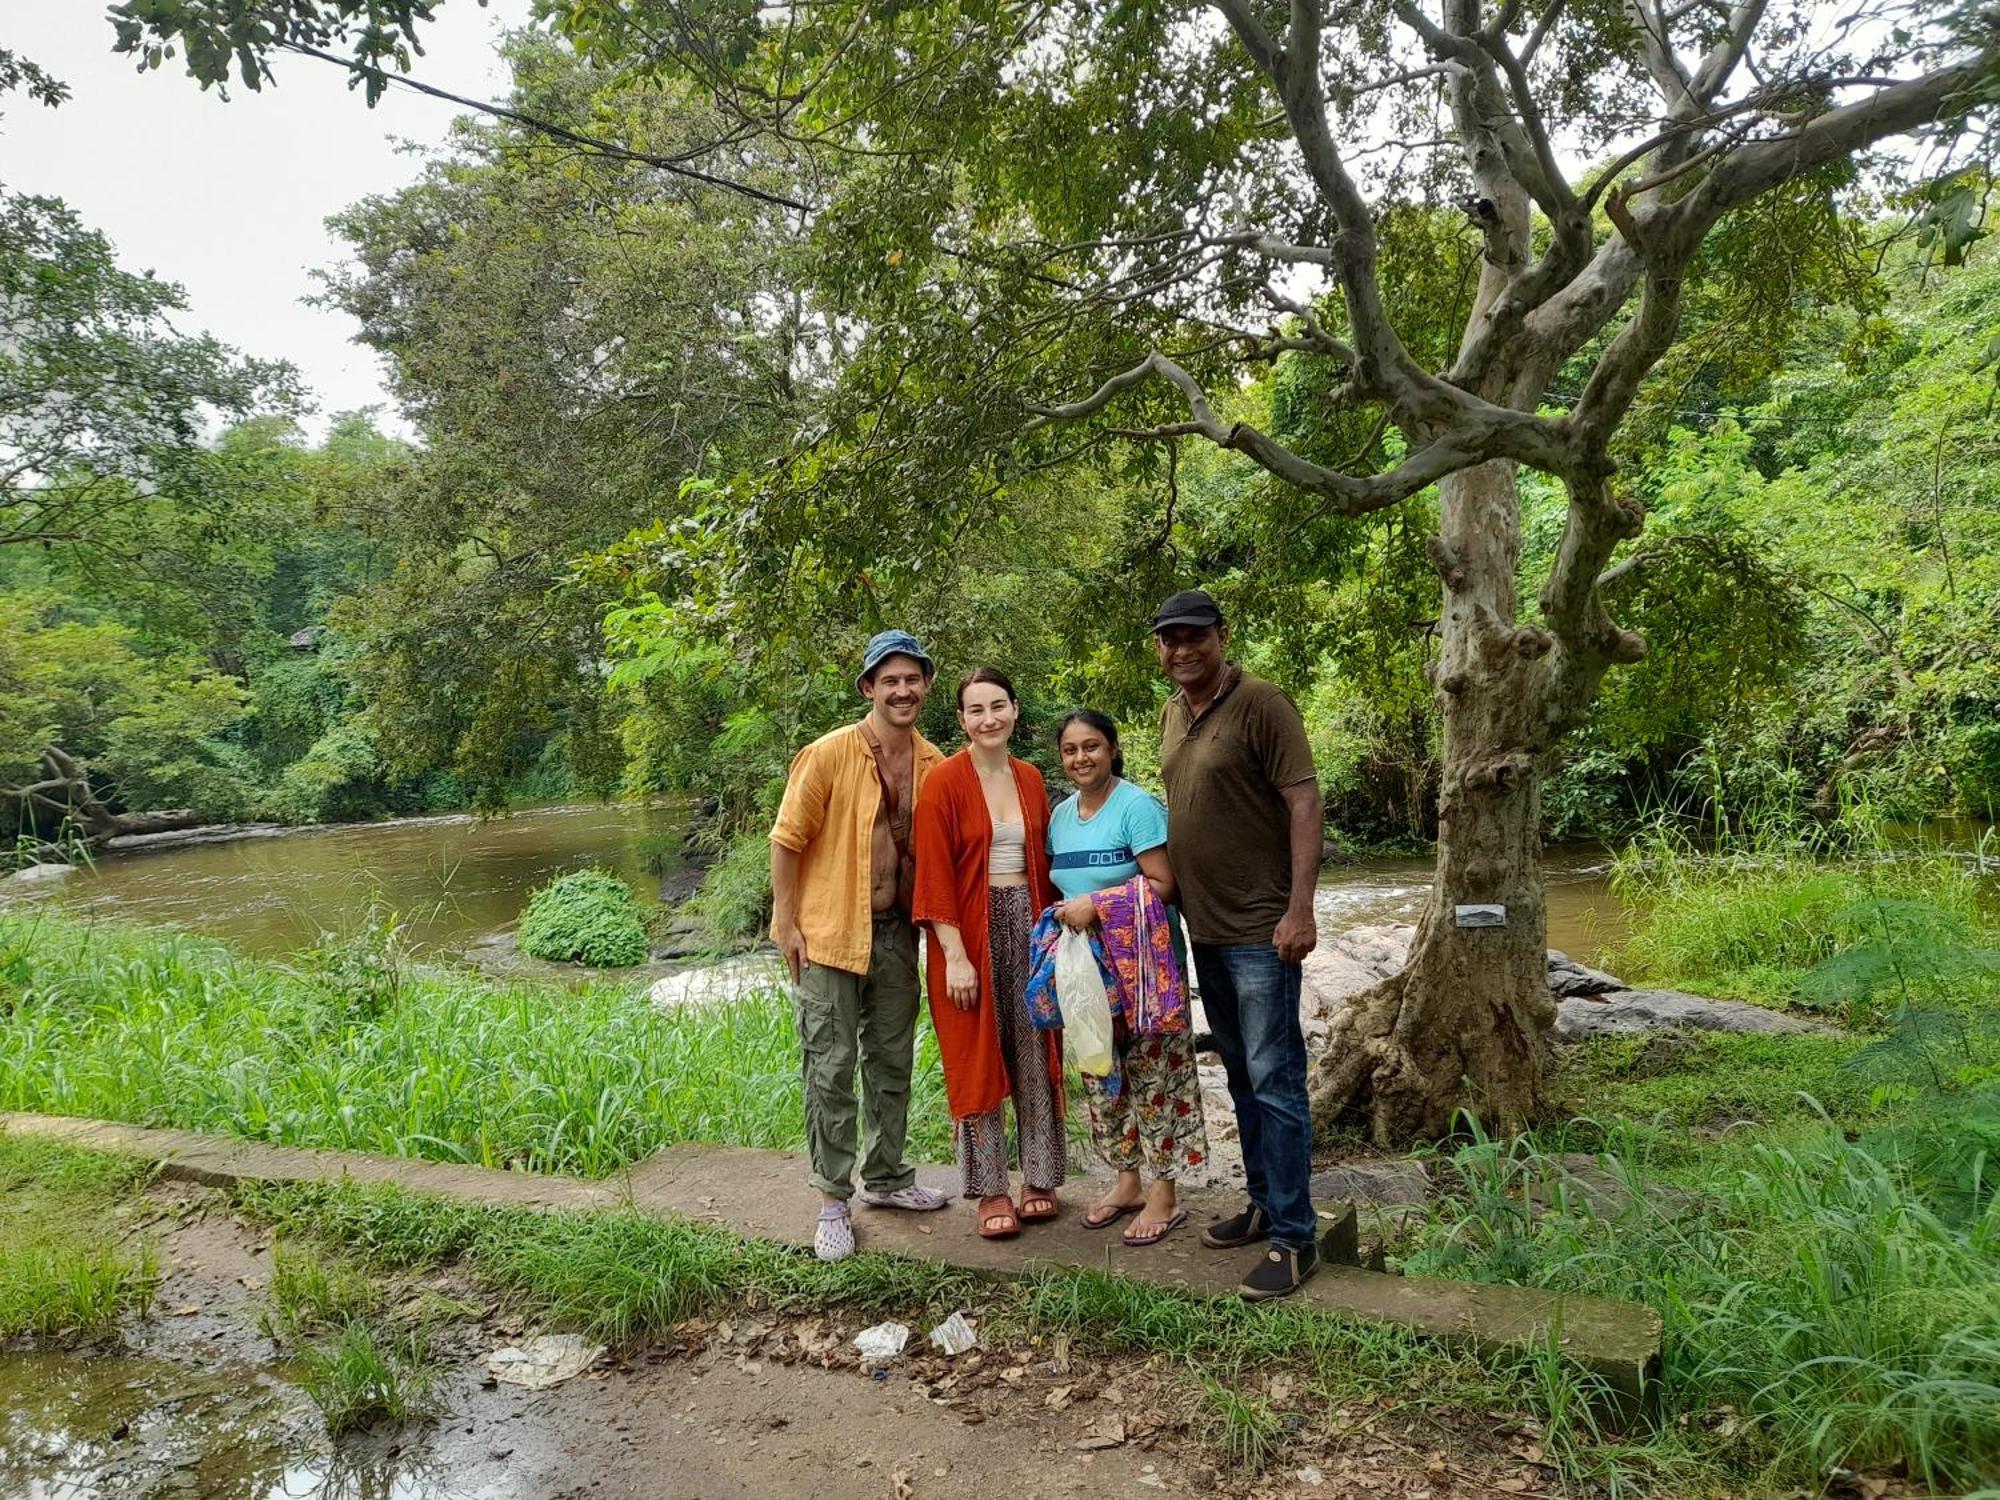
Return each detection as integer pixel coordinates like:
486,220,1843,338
0,912,954,1175
0,1133,159,1341
1405,1117,2000,1493
1472,831,2000,1490
1609,825,1988,1005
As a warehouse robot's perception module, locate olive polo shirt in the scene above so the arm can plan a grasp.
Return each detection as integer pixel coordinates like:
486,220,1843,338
1159,665,1317,946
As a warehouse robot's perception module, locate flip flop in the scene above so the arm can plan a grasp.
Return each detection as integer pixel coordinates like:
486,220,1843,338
977,1195,1021,1240
1018,1189,1061,1223
1122,1208,1189,1248
1083,1200,1143,1230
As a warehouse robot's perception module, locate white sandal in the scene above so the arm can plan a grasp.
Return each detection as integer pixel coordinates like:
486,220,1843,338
857,1183,950,1211
815,1202,856,1262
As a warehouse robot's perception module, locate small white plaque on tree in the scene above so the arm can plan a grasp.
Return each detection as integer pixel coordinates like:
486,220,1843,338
1454,904,1507,928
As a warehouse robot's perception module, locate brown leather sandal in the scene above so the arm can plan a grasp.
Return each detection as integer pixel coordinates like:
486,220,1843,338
1018,1188,1061,1223
977,1194,1021,1239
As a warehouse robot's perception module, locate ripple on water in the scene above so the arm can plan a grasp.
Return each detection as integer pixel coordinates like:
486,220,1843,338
0,1351,478,1500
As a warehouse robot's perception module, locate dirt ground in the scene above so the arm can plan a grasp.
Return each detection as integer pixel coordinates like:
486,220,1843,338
0,1183,1563,1500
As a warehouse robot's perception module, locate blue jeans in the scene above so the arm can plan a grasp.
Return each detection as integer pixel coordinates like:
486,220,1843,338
1190,941,1315,1249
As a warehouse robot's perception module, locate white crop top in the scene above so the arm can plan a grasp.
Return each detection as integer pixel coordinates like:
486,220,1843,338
987,819,1027,876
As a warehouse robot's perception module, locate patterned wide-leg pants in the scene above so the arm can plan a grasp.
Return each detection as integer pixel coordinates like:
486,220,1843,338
1082,1025,1209,1181
955,885,1068,1197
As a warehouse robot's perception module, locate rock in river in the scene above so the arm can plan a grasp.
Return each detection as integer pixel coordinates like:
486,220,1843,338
4,862,75,886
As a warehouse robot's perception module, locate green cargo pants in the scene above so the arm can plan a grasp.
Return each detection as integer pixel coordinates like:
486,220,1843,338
794,911,922,1199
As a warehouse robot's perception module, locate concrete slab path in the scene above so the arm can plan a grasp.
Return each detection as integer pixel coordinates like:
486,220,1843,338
2,1111,1659,1414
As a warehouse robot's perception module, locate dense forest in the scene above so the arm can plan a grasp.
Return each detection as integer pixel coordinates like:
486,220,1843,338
6,33,1994,879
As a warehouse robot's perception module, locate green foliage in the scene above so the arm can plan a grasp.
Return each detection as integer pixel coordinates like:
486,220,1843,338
312,39,801,810
263,1241,382,1341
265,725,388,825
1552,251,2000,834
1404,1115,2000,1493
678,832,774,945
0,591,254,830
0,188,297,569
1554,1030,1883,1136
0,911,955,1175
0,1132,158,1341
1609,829,1986,1005
0,1240,160,1341
291,1320,437,1435
516,869,650,968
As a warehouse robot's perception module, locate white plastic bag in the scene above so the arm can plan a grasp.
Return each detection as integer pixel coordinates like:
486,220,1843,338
928,1310,978,1356
1055,927,1115,1075
853,1321,910,1363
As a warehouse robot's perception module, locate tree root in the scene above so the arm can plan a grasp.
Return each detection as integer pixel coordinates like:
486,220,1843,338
1309,966,1555,1147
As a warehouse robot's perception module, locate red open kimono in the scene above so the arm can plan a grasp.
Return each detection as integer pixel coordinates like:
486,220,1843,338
911,750,1062,1121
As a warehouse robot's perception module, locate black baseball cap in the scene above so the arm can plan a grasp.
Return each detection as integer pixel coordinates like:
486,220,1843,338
1150,588,1225,632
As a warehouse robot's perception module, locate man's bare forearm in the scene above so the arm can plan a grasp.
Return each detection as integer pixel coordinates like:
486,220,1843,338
1283,781,1323,913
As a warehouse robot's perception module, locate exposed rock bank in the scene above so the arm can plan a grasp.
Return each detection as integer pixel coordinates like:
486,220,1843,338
1298,918,1825,1045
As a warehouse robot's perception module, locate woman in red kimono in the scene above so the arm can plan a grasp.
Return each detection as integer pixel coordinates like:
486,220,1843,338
912,666,1065,1239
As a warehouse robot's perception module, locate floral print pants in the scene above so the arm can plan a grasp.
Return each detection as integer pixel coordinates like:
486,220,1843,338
1082,1025,1208,1181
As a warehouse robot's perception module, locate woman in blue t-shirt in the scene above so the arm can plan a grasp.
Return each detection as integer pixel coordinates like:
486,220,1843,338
1049,710,1210,1247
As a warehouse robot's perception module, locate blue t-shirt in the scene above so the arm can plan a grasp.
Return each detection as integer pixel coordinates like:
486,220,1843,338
1047,779,1170,900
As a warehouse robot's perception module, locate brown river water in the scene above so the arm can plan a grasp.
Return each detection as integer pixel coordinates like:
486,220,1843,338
31,801,1629,965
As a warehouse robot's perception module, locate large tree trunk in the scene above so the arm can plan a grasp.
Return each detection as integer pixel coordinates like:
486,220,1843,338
1311,459,1559,1143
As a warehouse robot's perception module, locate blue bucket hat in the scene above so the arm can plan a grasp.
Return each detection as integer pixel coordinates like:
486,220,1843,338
857,629,936,693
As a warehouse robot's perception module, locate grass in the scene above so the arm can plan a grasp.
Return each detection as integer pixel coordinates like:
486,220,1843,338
1191,1373,1285,1472
1607,824,1988,1004
263,1240,383,1339
0,1240,160,1340
0,1132,159,1341
1403,1114,2000,1494
292,1320,438,1435
0,910,955,1175
233,1176,991,1344
8,829,1998,1489
258,1235,442,1435
1403,831,2000,1494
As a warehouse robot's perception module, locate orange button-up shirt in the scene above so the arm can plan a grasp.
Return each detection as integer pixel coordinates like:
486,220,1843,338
770,721,945,976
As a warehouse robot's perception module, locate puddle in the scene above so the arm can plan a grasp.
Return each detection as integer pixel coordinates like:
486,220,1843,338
0,1351,485,1500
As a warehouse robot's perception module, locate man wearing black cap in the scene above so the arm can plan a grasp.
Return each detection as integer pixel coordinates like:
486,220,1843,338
1152,589,1325,1299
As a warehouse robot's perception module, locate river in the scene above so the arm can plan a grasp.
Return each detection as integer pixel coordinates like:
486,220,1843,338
35,803,690,960
27,802,1630,965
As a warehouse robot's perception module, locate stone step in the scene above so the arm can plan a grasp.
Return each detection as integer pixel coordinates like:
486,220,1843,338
2,1112,1660,1419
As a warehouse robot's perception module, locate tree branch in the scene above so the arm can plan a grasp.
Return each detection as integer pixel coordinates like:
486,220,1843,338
1212,0,1417,392
1026,351,1571,514
280,42,810,213
1567,46,2000,452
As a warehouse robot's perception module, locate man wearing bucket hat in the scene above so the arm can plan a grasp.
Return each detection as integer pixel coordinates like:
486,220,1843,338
771,629,953,1260
1151,588,1326,1300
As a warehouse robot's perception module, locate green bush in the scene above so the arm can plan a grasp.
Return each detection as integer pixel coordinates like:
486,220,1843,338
682,832,772,945
516,869,649,967
265,724,387,824
1943,719,2000,818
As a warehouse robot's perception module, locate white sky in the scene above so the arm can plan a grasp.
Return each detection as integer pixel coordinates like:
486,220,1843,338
3,0,535,436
